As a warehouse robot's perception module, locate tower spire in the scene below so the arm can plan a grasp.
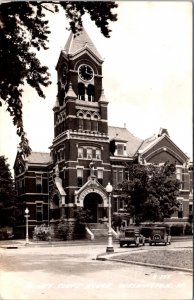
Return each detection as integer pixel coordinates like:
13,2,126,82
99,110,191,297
64,28,103,61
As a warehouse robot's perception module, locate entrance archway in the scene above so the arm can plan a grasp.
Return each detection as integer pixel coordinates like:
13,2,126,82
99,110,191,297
84,193,102,223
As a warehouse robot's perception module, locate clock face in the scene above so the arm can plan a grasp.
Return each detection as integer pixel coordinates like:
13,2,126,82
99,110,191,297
78,64,94,81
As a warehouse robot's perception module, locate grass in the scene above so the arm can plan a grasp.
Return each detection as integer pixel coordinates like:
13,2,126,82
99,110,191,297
113,249,192,270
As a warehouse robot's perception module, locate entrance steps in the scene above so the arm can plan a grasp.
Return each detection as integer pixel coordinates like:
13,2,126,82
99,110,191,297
87,223,119,241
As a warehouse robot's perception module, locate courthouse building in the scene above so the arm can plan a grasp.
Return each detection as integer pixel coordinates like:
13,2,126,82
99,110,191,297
14,29,193,237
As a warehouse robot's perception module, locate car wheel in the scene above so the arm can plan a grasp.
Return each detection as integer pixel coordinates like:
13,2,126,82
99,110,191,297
149,242,152,246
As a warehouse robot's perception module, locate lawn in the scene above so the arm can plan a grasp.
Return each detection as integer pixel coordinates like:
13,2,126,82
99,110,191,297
113,249,192,270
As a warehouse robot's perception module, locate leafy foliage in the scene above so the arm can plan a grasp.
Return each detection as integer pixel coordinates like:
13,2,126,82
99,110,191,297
74,207,92,224
120,162,181,225
0,156,16,226
56,217,68,240
0,1,118,156
33,223,52,241
74,207,92,236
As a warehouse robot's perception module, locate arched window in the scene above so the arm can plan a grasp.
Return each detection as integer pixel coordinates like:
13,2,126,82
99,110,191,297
78,83,85,101
77,112,84,130
92,114,99,131
87,84,95,102
85,113,91,131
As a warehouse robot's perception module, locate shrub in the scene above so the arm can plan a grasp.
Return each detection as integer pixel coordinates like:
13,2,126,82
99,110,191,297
74,208,92,238
112,213,122,229
170,224,184,236
56,218,68,240
33,224,52,241
185,223,192,235
0,227,14,240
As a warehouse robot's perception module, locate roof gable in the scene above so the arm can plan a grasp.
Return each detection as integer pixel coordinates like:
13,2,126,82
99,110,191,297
139,134,189,164
64,28,103,61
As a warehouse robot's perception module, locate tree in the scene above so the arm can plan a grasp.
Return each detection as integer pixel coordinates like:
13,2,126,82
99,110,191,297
0,155,16,226
0,1,118,155
120,162,181,225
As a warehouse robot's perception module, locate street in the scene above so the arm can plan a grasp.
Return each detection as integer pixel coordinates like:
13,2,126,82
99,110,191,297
0,239,192,300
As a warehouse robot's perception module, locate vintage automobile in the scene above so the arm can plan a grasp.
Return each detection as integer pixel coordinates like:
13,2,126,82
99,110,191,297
119,227,145,247
148,226,171,246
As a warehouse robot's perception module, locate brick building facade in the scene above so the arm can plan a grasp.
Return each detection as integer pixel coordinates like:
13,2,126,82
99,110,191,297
14,29,193,237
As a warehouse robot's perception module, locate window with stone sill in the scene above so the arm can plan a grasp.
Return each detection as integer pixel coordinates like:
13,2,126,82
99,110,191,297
78,148,84,158
77,147,101,160
178,202,183,218
77,168,83,187
87,148,92,159
96,149,101,160
36,175,42,193
36,203,43,221
113,168,124,189
97,169,103,185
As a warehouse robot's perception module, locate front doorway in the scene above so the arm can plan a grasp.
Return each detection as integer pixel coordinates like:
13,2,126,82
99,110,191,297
84,193,102,223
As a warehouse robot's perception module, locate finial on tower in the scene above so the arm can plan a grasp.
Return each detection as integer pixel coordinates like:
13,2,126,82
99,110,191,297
65,82,77,99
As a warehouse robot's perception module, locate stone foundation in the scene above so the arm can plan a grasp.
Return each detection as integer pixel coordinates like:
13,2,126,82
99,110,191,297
66,220,76,240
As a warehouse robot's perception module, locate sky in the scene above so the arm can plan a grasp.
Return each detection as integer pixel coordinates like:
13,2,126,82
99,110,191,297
0,1,192,173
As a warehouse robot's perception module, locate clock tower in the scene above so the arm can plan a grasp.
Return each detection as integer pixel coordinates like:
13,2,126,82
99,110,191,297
49,28,111,232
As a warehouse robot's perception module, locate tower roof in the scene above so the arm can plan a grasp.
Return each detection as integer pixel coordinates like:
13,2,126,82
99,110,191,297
64,28,103,60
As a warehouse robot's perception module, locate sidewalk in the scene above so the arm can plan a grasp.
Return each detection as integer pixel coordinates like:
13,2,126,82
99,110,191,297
0,235,192,248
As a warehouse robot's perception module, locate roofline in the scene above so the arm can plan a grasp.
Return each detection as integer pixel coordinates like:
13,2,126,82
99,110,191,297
138,133,189,160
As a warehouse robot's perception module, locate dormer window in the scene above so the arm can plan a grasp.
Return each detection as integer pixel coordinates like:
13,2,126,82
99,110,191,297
117,144,124,156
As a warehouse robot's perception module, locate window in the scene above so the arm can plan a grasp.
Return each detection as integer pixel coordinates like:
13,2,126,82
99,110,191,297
18,179,24,195
87,148,92,159
96,149,101,160
182,169,190,190
114,198,118,212
78,83,85,100
119,198,125,210
178,202,183,218
117,144,124,156
36,203,43,221
78,148,83,158
87,84,95,102
118,170,123,184
77,168,83,187
176,167,182,180
92,115,99,131
85,114,91,131
113,169,117,188
78,118,84,130
97,169,103,185
36,175,42,193
112,168,124,189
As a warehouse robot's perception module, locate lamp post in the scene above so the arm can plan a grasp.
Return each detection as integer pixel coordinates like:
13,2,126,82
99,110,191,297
106,182,114,253
25,208,29,245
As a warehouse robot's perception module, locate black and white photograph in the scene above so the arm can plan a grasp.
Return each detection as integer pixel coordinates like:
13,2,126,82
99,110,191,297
0,1,193,299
